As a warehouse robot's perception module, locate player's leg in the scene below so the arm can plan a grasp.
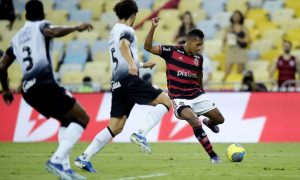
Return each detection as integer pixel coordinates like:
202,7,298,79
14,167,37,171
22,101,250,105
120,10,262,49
128,77,171,153
202,107,225,133
75,116,126,172
192,94,224,133
178,106,220,163
136,92,171,136
75,91,133,172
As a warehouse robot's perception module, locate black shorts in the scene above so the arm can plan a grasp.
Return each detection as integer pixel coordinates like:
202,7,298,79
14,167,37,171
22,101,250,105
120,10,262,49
22,82,76,120
111,75,162,117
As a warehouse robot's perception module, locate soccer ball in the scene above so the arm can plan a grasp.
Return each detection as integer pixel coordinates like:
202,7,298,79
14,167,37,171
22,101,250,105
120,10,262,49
226,144,246,162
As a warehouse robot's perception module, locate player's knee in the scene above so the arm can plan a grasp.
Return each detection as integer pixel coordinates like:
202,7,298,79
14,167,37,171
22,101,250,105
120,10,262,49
161,94,172,110
111,125,124,135
217,116,225,124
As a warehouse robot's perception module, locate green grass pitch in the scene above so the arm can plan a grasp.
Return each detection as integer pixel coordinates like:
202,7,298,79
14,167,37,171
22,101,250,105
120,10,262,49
0,143,300,180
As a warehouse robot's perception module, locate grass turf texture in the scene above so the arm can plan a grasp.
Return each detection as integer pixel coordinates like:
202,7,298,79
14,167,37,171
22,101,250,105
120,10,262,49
0,143,300,180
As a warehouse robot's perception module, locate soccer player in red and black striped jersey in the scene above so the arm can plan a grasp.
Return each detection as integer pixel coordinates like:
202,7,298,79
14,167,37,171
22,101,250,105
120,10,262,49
143,17,225,163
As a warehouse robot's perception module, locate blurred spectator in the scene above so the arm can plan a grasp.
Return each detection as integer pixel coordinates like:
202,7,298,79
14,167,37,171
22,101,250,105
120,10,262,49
223,10,250,82
174,11,195,45
240,70,267,92
0,0,16,30
202,54,213,86
78,76,94,93
0,49,4,57
270,40,299,89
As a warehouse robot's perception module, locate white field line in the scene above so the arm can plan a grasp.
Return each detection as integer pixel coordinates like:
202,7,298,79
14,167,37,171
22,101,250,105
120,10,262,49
19,153,300,157
117,173,168,180
177,172,300,178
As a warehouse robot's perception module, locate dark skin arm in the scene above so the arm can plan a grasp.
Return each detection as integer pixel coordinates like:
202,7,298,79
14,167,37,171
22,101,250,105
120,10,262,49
43,23,93,38
144,17,161,55
0,54,15,105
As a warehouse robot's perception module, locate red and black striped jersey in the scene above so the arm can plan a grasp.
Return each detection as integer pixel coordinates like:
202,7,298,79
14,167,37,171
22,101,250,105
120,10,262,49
277,55,297,86
159,45,204,99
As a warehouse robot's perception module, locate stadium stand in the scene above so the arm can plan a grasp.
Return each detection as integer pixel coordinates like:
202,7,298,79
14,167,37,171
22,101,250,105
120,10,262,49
1,0,300,92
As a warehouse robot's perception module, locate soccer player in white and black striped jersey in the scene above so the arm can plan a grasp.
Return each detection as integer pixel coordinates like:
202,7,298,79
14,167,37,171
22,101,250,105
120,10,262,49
74,0,172,172
0,0,92,179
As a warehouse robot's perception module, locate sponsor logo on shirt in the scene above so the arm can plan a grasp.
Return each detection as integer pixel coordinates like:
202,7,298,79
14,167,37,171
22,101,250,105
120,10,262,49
177,70,197,78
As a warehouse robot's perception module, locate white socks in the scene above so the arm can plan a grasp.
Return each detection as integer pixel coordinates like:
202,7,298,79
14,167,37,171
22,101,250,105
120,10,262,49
57,127,71,170
138,104,168,137
80,127,113,161
50,123,84,165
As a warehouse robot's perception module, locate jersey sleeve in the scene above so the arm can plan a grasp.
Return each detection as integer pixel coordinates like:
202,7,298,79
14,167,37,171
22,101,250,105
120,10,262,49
119,27,135,43
5,46,16,60
159,45,174,61
39,21,51,35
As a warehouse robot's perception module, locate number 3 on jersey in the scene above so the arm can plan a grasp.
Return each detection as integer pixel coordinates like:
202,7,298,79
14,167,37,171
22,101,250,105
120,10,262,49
111,47,118,70
22,46,33,71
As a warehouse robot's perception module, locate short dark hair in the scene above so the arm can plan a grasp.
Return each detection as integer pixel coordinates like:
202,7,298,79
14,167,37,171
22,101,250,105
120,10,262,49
283,40,292,47
114,0,138,20
25,0,45,21
187,29,204,39
230,10,244,25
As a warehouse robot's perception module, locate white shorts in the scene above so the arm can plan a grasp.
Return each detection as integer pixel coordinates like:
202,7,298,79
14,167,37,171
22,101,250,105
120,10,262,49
171,94,216,120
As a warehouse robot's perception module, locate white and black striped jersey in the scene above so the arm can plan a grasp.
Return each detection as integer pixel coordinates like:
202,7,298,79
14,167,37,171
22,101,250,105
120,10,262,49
108,23,139,82
7,20,54,82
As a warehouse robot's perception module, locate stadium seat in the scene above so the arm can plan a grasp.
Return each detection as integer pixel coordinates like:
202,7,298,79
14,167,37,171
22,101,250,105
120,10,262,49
93,51,111,62
247,49,260,60
191,10,207,22
178,0,201,14
271,9,295,24
262,0,284,14
91,40,109,54
54,0,78,13
212,12,231,29
47,10,68,24
153,71,167,89
69,10,92,22
135,9,152,24
246,9,269,23
250,39,273,54
248,0,264,8
260,49,281,62
103,0,120,12
136,0,154,9
261,29,284,46
204,40,223,57
80,0,104,21
152,0,169,10
246,60,270,72
226,0,248,14
197,20,218,40
276,19,300,31
148,54,166,72
61,71,85,84
158,10,181,30
64,40,89,65
202,0,225,19
77,31,100,45
59,64,83,76
100,12,118,29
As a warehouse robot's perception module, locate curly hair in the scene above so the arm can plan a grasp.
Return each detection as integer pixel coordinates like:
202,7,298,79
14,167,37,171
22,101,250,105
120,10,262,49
114,0,138,20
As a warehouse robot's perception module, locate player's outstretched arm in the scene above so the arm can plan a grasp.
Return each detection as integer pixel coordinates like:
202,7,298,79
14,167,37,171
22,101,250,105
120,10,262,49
43,23,93,38
0,50,15,105
144,17,161,55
